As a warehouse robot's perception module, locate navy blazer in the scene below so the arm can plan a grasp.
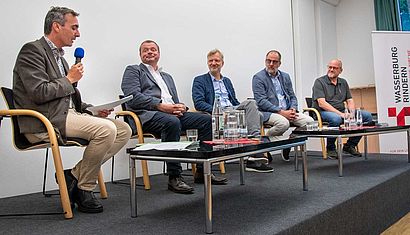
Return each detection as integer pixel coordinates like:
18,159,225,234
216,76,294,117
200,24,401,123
121,63,180,126
192,73,240,114
252,69,298,122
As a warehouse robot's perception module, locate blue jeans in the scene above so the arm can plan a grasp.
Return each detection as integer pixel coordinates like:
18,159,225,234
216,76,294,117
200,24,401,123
320,110,373,150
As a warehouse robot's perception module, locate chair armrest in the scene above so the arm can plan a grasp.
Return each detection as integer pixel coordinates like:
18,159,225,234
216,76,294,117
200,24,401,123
302,107,324,128
115,110,145,143
0,109,59,146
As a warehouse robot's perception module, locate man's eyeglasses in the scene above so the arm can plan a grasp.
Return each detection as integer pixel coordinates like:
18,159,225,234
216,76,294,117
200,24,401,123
327,66,340,70
265,59,280,65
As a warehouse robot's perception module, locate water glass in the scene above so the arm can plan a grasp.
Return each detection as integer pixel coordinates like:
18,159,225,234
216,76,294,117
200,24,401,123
236,110,248,138
186,129,198,142
356,109,363,127
223,110,239,141
306,121,319,131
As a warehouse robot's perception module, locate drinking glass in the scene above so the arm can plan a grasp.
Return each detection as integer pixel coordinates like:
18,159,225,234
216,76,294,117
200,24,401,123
223,110,239,141
356,109,363,128
186,129,198,142
236,110,248,138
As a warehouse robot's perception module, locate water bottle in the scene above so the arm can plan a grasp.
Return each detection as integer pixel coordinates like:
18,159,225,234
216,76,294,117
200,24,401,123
212,95,223,140
356,108,363,128
343,108,350,129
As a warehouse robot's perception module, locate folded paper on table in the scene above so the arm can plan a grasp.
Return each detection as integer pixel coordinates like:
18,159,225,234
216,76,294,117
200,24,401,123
86,95,133,115
204,138,261,145
133,141,193,151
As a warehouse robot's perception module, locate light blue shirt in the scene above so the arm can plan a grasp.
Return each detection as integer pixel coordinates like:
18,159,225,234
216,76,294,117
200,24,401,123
269,70,288,110
210,73,232,108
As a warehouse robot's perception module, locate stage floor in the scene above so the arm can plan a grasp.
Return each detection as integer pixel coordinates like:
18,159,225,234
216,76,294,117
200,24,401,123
1,152,410,234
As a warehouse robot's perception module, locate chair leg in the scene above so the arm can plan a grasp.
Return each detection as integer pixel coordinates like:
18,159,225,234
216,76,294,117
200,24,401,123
42,148,59,197
141,160,151,190
98,170,108,199
191,163,197,175
321,138,327,159
219,162,226,174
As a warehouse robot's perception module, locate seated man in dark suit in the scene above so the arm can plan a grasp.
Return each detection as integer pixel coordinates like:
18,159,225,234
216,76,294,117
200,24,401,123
192,49,273,173
121,40,227,194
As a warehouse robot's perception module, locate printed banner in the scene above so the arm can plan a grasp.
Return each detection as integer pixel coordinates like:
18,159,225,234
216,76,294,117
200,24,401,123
372,31,410,153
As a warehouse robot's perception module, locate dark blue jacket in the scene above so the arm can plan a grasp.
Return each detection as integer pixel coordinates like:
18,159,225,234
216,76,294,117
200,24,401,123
192,73,240,114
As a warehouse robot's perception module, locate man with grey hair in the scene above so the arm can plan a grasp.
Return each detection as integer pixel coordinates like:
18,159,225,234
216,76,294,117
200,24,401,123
312,59,373,158
192,49,273,173
12,6,132,213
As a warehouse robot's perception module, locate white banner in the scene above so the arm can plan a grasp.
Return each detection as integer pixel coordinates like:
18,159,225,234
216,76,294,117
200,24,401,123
372,31,410,153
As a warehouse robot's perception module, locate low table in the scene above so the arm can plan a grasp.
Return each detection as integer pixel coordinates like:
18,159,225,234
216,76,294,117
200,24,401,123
127,136,308,234
292,125,410,176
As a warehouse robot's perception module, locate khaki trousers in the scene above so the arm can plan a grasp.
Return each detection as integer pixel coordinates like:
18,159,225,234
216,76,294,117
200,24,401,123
265,112,313,141
26,109,132,191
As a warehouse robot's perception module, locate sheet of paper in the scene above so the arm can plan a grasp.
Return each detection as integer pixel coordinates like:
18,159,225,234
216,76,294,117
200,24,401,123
133,141,193,151
86,95,133,115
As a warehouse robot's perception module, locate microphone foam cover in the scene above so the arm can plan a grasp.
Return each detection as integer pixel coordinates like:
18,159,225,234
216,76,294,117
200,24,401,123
74,47,85,58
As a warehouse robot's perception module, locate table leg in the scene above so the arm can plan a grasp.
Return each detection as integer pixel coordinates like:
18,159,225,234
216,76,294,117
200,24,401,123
301,144,308,191
203,161,213,234
130,156,137,218
337,136,343,177
239,157,245,185
294,146,299,171
364,136,368,160
407,129,410,163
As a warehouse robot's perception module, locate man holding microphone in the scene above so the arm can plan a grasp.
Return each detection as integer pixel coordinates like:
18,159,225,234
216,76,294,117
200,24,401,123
12,6,131,213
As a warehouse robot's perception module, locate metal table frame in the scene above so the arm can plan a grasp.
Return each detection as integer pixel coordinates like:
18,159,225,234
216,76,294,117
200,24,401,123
293,126,410,177
128,137,308,234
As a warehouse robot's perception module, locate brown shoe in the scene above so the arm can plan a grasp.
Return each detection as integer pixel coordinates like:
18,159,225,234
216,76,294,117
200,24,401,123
168,176,194,194
194,172,228,185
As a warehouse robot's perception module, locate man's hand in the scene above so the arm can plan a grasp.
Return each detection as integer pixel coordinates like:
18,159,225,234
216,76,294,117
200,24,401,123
97,108,113,118
279,109,298,121
66,63,84,84
157,103,186,117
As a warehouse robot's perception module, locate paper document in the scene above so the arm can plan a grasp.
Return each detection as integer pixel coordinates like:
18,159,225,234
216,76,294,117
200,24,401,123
86,95,133,115
133,141,193,151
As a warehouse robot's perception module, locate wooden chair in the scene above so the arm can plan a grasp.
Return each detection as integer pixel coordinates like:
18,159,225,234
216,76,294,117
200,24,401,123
0,87,107,219
303,97,327,159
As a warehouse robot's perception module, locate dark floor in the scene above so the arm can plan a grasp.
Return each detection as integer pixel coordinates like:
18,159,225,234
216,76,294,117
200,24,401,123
1,152,410,235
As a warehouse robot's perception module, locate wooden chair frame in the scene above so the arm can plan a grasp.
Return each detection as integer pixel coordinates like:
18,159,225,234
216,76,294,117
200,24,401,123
0,87,107,219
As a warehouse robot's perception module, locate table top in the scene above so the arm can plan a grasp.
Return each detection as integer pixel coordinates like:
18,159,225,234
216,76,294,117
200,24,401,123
292,125,410,136
127,136,307,159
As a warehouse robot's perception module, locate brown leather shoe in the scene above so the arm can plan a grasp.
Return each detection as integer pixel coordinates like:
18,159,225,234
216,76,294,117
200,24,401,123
194,172,228,185
168,176,194,194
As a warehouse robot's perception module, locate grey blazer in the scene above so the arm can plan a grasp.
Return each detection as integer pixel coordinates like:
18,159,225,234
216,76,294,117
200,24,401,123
252,69,299,122
12,37,91,140
121,63,181,125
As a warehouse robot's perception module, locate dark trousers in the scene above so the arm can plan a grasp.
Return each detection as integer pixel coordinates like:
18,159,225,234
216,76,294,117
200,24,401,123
143,111,212,176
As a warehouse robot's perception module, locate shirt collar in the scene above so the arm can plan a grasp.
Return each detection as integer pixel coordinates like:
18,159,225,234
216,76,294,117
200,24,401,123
43,36,65,57
266,69,281,79
143,63,162,73
325,75,341,85
209,72,224,82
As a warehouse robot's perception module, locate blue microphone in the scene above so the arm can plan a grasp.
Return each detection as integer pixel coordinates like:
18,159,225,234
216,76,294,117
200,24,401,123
74,47,84,64
73,47,84,87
